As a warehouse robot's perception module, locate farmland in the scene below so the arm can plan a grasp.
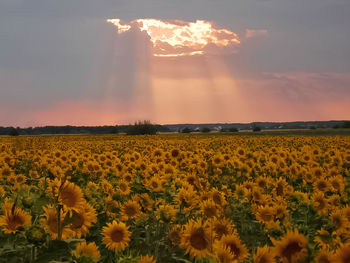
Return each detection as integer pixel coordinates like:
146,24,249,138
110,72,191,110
0,134,349,262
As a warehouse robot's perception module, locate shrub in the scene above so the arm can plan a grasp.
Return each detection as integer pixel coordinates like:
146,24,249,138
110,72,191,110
343,121,350,129
181,127,192,133
253,127,261,132
200,127,211,133
9,127,19,136
228,127,239,132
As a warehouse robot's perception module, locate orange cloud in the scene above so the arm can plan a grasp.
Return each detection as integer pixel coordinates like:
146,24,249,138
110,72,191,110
107,18,240,57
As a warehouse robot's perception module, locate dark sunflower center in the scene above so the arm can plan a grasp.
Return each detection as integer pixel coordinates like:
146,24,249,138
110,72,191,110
111,229,124,242
341,250,350,263
124,205,137,217
190,228,208,250
120,183,127,191
318,255,331,263
261,211,273,222
215,224,228,238
60,188,77,207
317,182,327,191
8,214,24,230
281,241,302,261
276,184,284,196
213,194,222,205
204,206,216,217
227,242,240,259
72,214,84,229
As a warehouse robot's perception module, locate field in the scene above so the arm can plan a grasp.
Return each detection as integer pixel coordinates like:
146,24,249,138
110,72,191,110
0,134,350,263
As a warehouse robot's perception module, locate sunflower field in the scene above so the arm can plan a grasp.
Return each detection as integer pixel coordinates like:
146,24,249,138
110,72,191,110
0,134,349,263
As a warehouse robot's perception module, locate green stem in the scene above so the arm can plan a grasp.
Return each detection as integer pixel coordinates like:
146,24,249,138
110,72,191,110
57,205,62,240
31,245,36,262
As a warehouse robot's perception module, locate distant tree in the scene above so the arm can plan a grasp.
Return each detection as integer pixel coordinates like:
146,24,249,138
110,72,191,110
253,126,261,132
343,121,350,129
181,127,192,133
332,125,340,129
126,120,157,135
228,127,239,132
9,127,19,136
200,127,211,133
309,126,317,130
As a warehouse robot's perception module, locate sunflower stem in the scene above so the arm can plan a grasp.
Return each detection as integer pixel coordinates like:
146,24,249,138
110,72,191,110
57,204,62,240
31,245,36,262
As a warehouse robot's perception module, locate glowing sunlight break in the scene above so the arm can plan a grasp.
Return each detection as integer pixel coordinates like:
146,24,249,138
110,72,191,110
107,18,240,57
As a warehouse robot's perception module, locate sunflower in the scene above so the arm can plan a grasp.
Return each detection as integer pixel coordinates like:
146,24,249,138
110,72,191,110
59,181,85,212
41,205,73,239
330,210,346,234
147,176,164,192
120,199,141,221
122,173,133,183
156,204,176,222
256,176,269,189
329,175,345,192
180,219,211,259
273,178,292,198
214,244,235,263
200,199,218,218
170,148,180,159
104,196,119,218
255,205,275,224
212,155,224,167
69,201,97,238
46,178,62,199
136,193,153,212
168,224,182,246
139,255,156,263
212,217,234,240
73,241,100,262
0,198,31,234
314,248,335,263
313,178,329,193
272,229,308,263
211,188,227,207
216,233,249,262
102,221,131,252
0,185,5,198
335,243,350,263
314,229,339,249
343,205,350,223
253,245,274,263
312,191,328,216
328,194,341,208
274,203,288,219
185,174,197,186
118,180,130,196
0,165,13,179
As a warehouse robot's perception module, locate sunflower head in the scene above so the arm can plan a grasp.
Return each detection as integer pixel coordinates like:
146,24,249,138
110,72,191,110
25,225,47,245
216,233,249,262
139,255,156,263
335,243,350,263
180,219,211,259
102,221,131,253
73,241,100,262
254,245,274,263
0,198,32,234
272,229,308,263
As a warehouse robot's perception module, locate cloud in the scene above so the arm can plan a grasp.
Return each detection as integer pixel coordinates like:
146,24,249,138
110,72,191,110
245,29,268,39
107,18,240,57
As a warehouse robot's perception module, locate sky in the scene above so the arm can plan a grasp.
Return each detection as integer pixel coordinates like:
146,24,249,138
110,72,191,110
0,0,349,127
